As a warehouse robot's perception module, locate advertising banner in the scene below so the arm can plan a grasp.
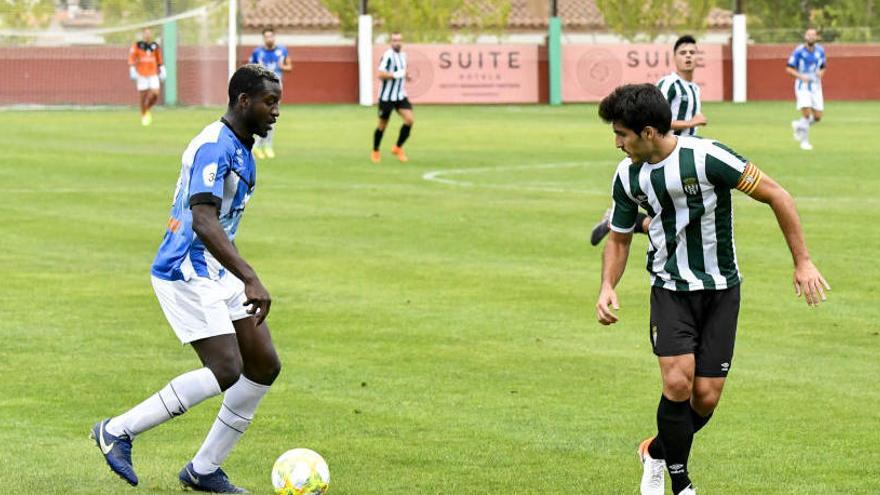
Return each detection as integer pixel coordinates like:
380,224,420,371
373,44,539,104
562,44,724,102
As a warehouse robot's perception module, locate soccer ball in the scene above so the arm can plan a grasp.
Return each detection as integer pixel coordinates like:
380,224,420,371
271,448,330,495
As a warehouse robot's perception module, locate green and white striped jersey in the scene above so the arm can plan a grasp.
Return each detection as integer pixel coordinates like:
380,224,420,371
610,136,763,292
657,72,701,136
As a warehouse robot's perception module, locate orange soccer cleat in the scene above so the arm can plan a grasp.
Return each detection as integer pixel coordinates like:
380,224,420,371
390,145,408,163
370,150,381,163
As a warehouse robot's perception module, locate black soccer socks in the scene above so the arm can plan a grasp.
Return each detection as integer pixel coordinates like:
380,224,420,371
373,128,384,151
396,124,412,147
647,402,713,460
657,395,694,494
691,406,713,433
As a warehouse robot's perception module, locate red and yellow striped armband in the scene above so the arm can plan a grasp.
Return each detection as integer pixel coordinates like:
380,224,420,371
735,162,763,195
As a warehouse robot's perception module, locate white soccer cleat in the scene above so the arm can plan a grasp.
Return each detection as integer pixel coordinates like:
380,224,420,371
677,485,697,495
800,140,814,150
638,437,665,495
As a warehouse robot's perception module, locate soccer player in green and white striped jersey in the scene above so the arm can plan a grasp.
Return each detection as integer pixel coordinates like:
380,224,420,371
657,35,707,137
590,35,707,246
593,84,829,495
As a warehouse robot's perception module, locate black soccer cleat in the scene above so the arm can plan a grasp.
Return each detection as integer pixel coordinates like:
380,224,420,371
589,210,612,246
179,462,248,493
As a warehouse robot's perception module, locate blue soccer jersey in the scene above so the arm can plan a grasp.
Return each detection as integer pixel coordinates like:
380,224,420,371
151,119,256,281
249,45,289,78
787,44,826,91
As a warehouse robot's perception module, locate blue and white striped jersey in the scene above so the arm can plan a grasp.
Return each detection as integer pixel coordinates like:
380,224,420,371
377,48,407,102
249,45,289,79
787,44,826,91
151,119,256,282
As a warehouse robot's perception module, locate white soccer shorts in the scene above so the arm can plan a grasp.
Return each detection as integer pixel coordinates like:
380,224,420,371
136,75,161,91
151,274,250,344
796,84,824,111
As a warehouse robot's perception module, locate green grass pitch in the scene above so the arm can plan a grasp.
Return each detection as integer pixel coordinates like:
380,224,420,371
0,101,878,494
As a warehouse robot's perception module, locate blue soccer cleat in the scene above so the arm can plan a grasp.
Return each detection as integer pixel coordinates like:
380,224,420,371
179,462,248,493
90,418,138,486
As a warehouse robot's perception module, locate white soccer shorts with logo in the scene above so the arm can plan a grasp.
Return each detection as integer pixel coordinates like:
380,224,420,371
151,273,250,344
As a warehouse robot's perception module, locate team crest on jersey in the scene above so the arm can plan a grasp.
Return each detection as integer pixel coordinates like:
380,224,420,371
682,177,700,196
636,193,649,208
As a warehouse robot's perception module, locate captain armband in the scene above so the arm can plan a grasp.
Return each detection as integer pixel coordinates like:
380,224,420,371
735,162,763,195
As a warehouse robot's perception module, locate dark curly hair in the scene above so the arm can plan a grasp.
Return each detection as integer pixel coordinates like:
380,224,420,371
598,84,672,135
227,64,280,108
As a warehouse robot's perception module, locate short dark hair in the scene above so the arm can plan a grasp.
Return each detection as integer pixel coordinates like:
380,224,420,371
674,35,697,52
228,64,280,107
598,84,672,135
262,27,274,35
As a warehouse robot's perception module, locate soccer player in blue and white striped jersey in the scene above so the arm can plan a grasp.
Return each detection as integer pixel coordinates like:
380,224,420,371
371,32,415,163
91,65,283,493
787,28,826,150
594,84,829,495
249,27,292,159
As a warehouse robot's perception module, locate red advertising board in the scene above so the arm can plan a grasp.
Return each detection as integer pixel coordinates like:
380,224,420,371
562,44,724,102
373,44,539,104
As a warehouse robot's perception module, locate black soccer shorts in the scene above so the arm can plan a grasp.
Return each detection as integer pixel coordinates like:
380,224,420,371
378,98,413,120
649,284,741,377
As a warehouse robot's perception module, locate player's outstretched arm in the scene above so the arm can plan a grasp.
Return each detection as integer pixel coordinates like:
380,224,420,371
745,170,830,306
192,203,272,323
597,231,633,325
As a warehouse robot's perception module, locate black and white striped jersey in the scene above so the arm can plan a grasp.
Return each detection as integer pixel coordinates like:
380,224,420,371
377,48,407,102
610,136,763,291
657,72,702,136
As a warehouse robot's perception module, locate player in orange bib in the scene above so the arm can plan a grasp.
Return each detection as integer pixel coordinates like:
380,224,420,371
128,27,166,126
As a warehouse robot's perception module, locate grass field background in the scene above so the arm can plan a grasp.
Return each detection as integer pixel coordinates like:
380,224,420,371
0,102,878,494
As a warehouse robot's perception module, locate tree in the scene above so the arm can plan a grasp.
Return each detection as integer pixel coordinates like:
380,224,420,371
0,0,56,29
596,0,719,42
745,0,879,42
323,0,510,42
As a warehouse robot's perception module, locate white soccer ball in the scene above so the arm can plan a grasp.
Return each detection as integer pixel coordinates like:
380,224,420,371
271,448,330,495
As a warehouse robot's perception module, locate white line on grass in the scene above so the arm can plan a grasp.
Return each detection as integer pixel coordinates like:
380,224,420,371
423,161,608,195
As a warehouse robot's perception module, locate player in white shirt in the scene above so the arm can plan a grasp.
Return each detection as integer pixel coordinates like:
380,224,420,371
786,28,827,151
371,32,414,164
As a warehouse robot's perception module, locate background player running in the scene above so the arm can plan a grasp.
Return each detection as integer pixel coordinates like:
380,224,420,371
371,32,414,164
91,64,282,493
590,35,707,246
594,83,829,495
128,27,165,126
787,28,826,151
249,27,292,159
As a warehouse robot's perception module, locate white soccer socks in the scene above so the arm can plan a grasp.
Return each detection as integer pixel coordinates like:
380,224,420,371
106,367,222,438
191,375,270,474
